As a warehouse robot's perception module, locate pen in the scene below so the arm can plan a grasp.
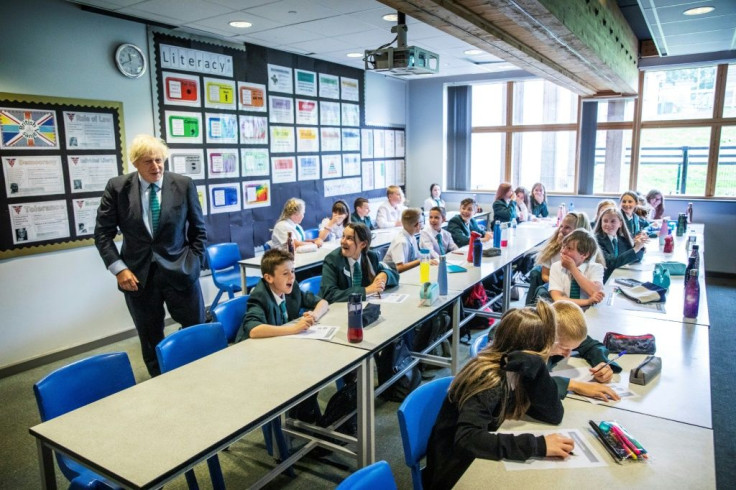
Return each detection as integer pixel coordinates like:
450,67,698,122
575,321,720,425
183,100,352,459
590,350,627,379
588,420,624,463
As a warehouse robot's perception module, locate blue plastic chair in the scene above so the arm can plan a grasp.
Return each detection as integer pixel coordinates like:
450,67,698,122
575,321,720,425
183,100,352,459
211,295,249,343
299,275,322,296
337,460,398,490
156,323,228,489
397,376,454,490
303,227,320,240
469,335,489,357
33,352,136,489
206,243,258,309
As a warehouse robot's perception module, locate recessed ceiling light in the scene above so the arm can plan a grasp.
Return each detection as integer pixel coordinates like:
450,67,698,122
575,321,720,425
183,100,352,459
229,20,252,28
683,6,714,15
464,49,483,55
347,52,363,58
383,13,398,22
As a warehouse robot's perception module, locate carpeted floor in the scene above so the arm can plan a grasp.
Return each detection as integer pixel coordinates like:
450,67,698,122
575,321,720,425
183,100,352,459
0,276,733,489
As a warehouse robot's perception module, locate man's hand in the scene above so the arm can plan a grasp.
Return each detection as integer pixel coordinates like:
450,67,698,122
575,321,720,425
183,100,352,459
116,269,139,292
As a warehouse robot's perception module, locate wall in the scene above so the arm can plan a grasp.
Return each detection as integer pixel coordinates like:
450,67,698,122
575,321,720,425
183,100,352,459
0,0,406,371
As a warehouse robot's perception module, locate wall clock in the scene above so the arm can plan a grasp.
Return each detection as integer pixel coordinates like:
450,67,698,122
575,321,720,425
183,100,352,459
115,43,147,79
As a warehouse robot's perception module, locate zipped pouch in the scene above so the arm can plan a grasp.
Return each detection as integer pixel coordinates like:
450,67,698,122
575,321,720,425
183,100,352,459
630,355,662,385
603,332,656,354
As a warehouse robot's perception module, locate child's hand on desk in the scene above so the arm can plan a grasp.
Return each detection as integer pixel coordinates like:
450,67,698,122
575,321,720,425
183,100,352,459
365,274,387,295
481,232,492,242
585,291,605,306
544,433,575,458
589,362,614,383
568,380,620,402
291,316,314,333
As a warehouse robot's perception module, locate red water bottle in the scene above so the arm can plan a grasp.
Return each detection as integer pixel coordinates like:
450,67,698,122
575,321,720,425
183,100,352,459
467,231,481,263
663,234,674,253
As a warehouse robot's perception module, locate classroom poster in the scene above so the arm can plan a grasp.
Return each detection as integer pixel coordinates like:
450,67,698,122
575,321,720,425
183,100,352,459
165,110,202,144
342,153,360,176
341,128,360,152
395,159,406,185
8,200,69,244
318,73,340,99
324,177,361,197
321,154,342,179
267,64,293,93
362,161,374,190
0,108,59,150
241,148,270,177
209,183,241,214
72,197,100,236
162,71,201,107
384,130,395,158
320,128,341,152
268,96,294,124
63,111,116,149
373,129,386,158
374,160,386,189
297,155,320,181
296,127,319,153
205,113,238,144
341,103,360,127
295,99,318,125
203,77,236,109
206,148,239,179
238,82,266,112
271,156,296,183
239,115,268,145
269,126,295,153
395,130,405,157
320,101,340,126
361,129,374,159
294,69,317,96
340,77,360,101
243,179,271,208
66,154,119,192
385,160,396,186
3,155,64,197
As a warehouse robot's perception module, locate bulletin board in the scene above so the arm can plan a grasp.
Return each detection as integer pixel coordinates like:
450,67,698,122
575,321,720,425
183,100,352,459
149,29,405,258
0,93,125,259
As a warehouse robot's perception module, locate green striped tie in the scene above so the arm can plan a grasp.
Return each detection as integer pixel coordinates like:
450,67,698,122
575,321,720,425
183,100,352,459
569,278,581,299
149,183,160,234
436,233,444,255
352,261,362,287
279,300,288,324
612,238,619,257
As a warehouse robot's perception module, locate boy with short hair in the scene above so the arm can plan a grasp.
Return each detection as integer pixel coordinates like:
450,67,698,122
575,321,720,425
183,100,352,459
548,301,621,401
375,185,406,228
351,197,375,230
549,229,605,308
384,208,432,272
419,206,458,258
236,249,328,341
447,197,492,247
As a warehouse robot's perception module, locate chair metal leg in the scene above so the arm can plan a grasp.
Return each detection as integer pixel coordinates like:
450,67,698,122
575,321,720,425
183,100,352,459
262,425,273,456
206,455,226,490
185,469,200,489
210,289,224,310
271,418,296,478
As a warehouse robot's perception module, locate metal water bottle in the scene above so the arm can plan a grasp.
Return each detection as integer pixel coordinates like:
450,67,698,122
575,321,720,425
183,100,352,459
467,231,481,264
347,293,363,343
683,270,700,318
438,255,448,296
493,220,501,248
473,237,482,267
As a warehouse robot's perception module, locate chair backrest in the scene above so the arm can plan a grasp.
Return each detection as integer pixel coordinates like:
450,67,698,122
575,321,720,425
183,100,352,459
469,335,489,357
299,275,322,296
156,323,227,373
206,243,241,274
211,295,249,342
397,376,454,490
34,352,136,422
303,227,320,240
337,460,397,490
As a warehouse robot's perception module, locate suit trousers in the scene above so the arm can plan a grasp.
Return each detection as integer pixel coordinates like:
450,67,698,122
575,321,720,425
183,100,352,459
124,262,205,376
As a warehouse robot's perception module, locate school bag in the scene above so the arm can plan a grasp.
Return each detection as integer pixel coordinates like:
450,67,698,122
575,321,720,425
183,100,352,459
376,333,421,402
319,380,357,436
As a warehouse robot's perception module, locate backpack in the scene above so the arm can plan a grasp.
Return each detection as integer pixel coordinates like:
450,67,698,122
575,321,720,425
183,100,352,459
461,283,494,338
413,310,451,354
319,381,357,436
376,333,421,402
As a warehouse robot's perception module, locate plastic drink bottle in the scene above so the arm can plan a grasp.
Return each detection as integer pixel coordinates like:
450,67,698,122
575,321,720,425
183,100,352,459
347,293,363,343
419,248,430,283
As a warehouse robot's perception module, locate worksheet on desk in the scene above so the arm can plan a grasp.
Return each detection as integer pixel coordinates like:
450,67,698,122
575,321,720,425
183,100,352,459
552,366,638,404
606,291,667,313
501,429,608,470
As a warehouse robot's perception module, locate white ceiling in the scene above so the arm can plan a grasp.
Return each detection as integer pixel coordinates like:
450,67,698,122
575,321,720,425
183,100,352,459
68,0,516,78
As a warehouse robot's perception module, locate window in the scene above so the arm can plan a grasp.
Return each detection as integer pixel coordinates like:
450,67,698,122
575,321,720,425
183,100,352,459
513,80,578,125
469,133,505,189
471,83,505,126
511,131,576,192
642,66,716,121
725,64,736,118
716,126,736,197
593,129,633,194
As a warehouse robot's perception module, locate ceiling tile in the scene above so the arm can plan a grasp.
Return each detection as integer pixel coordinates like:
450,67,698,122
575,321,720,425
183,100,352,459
245,25,323,45
184,11,280,34
122,0,234,23
243,0,336,24
297,15,375,37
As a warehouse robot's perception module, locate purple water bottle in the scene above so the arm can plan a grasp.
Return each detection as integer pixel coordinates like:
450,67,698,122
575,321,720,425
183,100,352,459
683,270,700,318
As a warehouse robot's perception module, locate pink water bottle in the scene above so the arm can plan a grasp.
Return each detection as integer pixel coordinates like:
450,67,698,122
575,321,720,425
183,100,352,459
663,234,674,253
467,231,481,263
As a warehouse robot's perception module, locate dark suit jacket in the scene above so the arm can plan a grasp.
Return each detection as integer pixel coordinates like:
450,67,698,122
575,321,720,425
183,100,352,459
492,199,517,223
447,215,485,247
94,171,207,291
350,212,375,230
596,233,644,283
319,247,399,303
236,279,321,341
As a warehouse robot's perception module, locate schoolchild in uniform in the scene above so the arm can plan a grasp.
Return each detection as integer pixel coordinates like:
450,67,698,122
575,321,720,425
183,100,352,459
530,182,549,218
423,301,572,489
492,182,518,223
351,197,375,230
423,183,445,212
384,208,435,272
447,198,492,247
419,206,458,258
319,223,399,303
594,207,647,283
548,229,606,308
271,198,323,249
375,185,406,228
646,189,666,220
620,190,649,236
515,186,531,222
318,200,349,242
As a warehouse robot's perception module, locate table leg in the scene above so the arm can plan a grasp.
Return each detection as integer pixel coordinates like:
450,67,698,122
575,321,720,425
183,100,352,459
502,262,512,312
356,357,375,467
36,439,57,490
451,297,461,375
240,263,247,293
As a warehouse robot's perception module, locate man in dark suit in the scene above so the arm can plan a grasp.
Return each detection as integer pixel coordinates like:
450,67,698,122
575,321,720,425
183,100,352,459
95,135,207,376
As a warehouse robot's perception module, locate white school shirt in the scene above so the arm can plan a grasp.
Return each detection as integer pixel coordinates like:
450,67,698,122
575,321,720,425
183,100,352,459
376,201,405,228
271,218,304,248
423,197,445,212
384,229,419,270
419,226,458,259
539,252,561,269
548,260,604,299
319,217,345,241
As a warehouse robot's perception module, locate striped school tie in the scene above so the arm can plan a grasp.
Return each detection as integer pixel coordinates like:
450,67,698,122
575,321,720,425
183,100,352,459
569,278,581,299
295,224,305,241
278,300,288,324
436,233,444,255
612,238,619,257
352,261,362,288
149,183,160,234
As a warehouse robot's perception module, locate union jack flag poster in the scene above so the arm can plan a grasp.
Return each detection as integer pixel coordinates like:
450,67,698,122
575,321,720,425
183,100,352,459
0,108,59,149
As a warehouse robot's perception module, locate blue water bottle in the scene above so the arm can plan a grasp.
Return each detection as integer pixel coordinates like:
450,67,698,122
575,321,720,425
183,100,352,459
347,293,363,343
473,238,482,267
438,255,448,296
493,220,501,248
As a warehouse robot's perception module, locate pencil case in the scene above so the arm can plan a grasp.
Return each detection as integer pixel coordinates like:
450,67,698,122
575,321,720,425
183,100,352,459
362,303,381,326
419,282,439,306
483,247,501,257
630,355,662,385
655,261,687,276
603,332,656,354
